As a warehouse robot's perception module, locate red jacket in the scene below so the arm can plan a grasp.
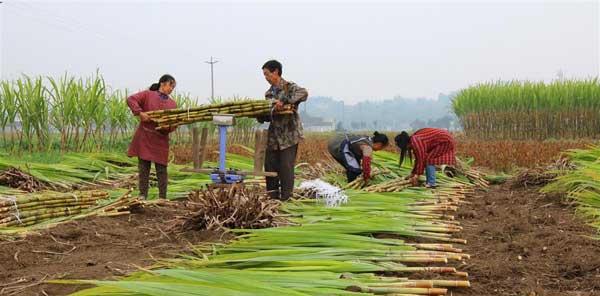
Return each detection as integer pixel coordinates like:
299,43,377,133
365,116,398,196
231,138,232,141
127,90,177,165
410,128,456,175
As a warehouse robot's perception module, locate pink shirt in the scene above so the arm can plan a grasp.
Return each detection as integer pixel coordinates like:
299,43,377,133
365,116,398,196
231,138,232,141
127,90,177,165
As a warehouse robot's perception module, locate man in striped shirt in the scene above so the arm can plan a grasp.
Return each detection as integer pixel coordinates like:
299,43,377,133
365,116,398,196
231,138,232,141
394,128,456,188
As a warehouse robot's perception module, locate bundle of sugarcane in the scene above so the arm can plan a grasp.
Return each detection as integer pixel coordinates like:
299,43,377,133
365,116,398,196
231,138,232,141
343,169,397,190
295,162,341,180
364,178,411,193
147,100,295,130
91,189,142,216
344,177,367,190
464,169,489,188
0,190,109,227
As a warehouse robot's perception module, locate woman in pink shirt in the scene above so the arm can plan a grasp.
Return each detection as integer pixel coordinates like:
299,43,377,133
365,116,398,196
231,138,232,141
395,128,456,188
127,74,178,199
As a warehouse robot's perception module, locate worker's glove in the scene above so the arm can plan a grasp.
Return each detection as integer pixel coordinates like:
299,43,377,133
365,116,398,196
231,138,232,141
362,156,372,181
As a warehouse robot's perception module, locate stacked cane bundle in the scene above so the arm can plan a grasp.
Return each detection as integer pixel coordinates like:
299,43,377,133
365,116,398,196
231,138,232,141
0,190,109,227
463,169,490,188
147,100,294,130
364,178,411,193
343,169,399,190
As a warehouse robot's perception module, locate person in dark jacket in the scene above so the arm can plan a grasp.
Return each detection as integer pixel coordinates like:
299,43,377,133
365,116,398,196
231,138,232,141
257,60,308,201
328,131,389,183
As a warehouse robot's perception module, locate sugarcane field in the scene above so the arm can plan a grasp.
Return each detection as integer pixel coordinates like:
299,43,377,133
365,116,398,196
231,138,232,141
1,2,599,296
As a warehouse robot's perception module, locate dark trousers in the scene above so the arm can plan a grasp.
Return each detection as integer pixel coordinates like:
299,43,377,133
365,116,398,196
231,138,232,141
331,154,361,183
265,144,298,201
138,158,168,199
346,170,361,183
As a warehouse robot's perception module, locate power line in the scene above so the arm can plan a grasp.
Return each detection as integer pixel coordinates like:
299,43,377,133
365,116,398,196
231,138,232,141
4,2,215,98
10,2,202,60
6,3,108,41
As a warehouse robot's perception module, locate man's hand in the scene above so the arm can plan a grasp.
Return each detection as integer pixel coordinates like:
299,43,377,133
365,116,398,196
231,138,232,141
139,112,151,123
409,175,419,186
274,100,284,111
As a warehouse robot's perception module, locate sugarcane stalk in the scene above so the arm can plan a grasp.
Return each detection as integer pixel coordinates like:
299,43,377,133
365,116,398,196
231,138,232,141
0,190,108,207
0,205,95,224
347,285,448,295
371,280,470,288
0,197,100,214
0,208,86,227
0,200,97,216
147,99,297,129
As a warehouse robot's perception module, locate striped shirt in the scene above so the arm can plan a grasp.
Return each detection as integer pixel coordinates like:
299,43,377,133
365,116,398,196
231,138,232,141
410,128,456,175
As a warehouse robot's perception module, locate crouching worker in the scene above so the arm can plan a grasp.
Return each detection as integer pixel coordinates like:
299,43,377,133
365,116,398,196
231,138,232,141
394,128,456,188
327,132,389,183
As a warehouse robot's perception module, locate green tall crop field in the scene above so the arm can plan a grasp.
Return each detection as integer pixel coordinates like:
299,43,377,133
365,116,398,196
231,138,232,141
0,72,260,153
452,79,600,140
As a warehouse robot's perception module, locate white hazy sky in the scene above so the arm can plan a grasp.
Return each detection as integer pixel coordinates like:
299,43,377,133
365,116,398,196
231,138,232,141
0,0,598,104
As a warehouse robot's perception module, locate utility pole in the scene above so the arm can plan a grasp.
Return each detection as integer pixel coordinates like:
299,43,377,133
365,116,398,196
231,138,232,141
205,56,219,101
341,102,345,130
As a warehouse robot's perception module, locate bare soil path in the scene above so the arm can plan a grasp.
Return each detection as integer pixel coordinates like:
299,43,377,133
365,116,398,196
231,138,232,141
0,202,226,296
453,184,600,296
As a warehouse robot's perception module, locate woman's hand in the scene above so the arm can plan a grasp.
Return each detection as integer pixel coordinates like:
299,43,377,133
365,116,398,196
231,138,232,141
409,175,419,186
139,112,152,123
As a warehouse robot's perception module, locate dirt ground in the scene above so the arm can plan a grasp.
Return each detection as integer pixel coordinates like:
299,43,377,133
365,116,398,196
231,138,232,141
0,202,227,296
2,183,600,296
454,183,600,296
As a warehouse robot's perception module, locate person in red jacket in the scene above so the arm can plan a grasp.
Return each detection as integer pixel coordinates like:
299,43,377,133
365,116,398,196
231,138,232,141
127,74,178,199
395,128,456,188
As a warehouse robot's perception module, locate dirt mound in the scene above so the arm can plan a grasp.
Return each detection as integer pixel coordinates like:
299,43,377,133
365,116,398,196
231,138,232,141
454,184,600,296
512,158,576,189
0,201,228,296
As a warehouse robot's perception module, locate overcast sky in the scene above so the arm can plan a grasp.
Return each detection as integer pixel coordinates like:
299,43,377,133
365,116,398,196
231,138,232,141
0,0,598,104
